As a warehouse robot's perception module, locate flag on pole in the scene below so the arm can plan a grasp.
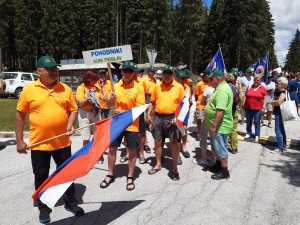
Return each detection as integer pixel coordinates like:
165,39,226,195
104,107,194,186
253,54,268,82
250,60,259,71
207,49,226,72
175,89,190,136
32,104,149,209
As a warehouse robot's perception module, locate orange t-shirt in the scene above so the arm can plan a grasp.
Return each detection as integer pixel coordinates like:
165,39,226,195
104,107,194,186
76,83,103,110
17,80,78,151
98,80,112,109
113,79,145,132
151,80,185,114
194,80,210,109
143,76,157,95
136,77,147,94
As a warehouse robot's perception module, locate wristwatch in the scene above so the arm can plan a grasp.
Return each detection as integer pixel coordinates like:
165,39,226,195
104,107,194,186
211,124,216,129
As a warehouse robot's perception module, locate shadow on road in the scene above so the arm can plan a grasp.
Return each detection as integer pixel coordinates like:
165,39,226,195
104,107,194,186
49,200,145,225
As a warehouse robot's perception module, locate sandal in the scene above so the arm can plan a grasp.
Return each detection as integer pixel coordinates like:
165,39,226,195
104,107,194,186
100,175,114,188
148,168,161,175
268,123,273,128
126,177,135,191
139,157,146,164
173,173,180,181
120,156,129,163
144,145,151,154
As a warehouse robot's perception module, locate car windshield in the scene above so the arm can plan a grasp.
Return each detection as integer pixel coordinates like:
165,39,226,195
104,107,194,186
2,73,18,80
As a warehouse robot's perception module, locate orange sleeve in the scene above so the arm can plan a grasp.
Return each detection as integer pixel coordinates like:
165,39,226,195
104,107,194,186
150,83,157,103
194,83,200,95
76,84,85,101
67,87,78,113
136,85,146,106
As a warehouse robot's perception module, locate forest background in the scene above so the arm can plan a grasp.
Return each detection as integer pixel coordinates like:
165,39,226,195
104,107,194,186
1,0,298,74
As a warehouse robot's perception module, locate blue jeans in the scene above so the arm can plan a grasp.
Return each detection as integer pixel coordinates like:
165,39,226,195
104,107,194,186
245,108,261,136
101,108,113,118
274,114,286,150
210,133,229,158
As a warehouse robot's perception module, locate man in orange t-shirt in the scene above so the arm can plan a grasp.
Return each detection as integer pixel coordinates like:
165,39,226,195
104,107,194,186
100,60,145,191
14,56,84,223
147,65,185,181
194,69,211,140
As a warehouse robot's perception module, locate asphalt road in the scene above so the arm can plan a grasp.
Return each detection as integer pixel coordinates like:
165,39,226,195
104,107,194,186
1,105,300,225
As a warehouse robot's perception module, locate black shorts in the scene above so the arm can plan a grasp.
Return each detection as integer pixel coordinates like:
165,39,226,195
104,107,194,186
152,113,180,140
110,131,140,150
146,95,151,104
139,112,145,132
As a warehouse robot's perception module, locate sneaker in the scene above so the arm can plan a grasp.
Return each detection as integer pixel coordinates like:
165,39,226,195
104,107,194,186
97,159,104,164
39,209,52,224
255,136,259,142
270,149,282,154
245,134,251,138
64,202,85,217
192,158,208,165
182,150,190,158
207,156,216,163
283,147,287,152
231,149,238,154
177,156,183,165
207,160,221,173
268,123,273,128
211,169,230,180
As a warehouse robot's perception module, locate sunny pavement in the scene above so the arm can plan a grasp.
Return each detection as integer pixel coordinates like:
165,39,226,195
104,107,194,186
1,104,300,225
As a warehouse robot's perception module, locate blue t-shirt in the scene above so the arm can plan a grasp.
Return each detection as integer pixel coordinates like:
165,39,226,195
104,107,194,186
288,80,298,92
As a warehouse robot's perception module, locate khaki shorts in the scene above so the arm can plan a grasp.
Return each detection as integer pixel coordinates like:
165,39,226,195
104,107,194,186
266,102,273,112
78,108,101,140
195,108,205,120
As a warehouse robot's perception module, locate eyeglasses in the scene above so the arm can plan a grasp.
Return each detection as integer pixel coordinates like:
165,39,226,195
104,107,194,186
162,71,173,76
43,67,59,72
122,69,134,74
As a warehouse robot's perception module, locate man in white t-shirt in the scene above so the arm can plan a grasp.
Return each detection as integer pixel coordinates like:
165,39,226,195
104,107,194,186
238,67,254,124
260,73,275,127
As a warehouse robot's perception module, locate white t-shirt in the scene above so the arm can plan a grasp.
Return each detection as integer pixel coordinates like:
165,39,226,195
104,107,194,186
262,81,276,102
239,76,254,94
203,86,215,105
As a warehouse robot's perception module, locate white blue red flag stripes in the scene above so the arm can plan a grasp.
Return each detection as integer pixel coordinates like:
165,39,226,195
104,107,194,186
175,89,190,136
32,104,149,209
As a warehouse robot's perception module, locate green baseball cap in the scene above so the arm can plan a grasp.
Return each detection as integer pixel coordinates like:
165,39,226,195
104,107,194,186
98,69,106,74
147,66,156,72
266,73,271,78
122,60,135,70
182,69,189,75
203,69,211,75
246,67,252,73
162,65,174,73
176,71,186,78
135,67,144,72
37,56,60,68
208,69,224,78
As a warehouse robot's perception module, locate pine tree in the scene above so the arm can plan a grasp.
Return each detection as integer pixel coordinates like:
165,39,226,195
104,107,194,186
284,29,300,72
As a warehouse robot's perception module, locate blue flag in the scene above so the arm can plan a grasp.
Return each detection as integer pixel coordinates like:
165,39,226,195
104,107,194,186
253,54,268,82
250,60,259,71
207,49,225,72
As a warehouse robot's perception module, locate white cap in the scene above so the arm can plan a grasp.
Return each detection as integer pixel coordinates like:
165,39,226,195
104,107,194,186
157,70,162,74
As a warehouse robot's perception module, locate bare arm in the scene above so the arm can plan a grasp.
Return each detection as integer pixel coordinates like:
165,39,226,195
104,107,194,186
194,95,198,102
14,111,28,153
147,103,155,125
262,95,267,109
65,111,78,136
271,93,286,106
209,109,225,134
106,92,116,108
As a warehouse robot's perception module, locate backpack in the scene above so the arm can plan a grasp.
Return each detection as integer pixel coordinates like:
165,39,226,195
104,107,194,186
230,85,239,109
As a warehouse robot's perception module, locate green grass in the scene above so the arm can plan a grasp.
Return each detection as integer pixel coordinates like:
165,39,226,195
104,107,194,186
0,98,79,131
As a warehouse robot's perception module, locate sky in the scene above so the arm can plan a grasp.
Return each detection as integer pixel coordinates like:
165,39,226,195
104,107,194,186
203,0,300,67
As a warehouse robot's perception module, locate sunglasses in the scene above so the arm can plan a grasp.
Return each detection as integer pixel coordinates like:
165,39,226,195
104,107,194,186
162,71,173,76
122,69,134,74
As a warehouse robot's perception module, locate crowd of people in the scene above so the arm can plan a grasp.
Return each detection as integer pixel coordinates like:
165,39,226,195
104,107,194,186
13,55,299,224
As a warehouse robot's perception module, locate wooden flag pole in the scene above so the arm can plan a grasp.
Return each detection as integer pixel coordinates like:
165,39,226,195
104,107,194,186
26,123,96,149
107,62,117,112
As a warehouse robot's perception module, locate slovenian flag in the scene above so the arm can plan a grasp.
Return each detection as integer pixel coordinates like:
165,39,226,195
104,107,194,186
32,104,149,209
175,89,190,136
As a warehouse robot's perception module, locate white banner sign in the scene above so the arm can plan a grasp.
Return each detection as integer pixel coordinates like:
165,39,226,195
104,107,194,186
82,45,133,65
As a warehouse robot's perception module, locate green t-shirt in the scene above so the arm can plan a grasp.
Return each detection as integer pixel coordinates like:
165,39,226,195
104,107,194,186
204,82,233,134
